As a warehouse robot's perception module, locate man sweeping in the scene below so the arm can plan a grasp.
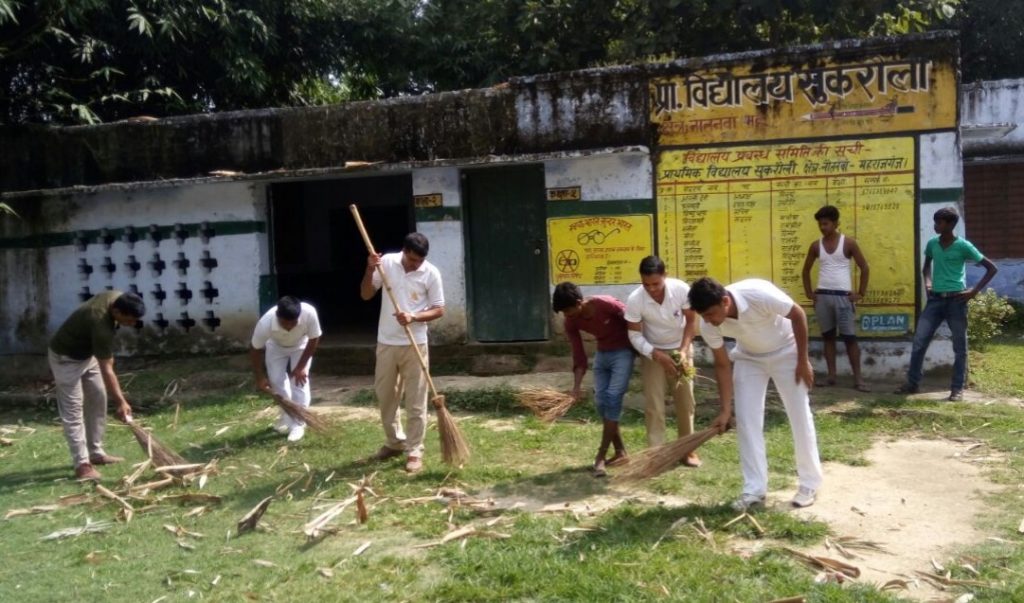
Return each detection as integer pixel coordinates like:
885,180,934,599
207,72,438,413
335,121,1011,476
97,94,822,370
624,256,701,467
360,233,444,474
552,281,635,477
688,277,823,511
48,291,146,481
250,295,322,442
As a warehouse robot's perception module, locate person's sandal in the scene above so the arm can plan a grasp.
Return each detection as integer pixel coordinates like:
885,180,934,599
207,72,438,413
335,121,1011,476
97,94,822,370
592,460,607,478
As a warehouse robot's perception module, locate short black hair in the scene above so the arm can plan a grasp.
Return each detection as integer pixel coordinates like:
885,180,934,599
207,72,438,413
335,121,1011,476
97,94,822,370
934,207,960,226
552,282,583,313
113,292,146,318
814,205,839,221
688,277,728,313
276,296,302,321
639,255,666,276
403,232,429,257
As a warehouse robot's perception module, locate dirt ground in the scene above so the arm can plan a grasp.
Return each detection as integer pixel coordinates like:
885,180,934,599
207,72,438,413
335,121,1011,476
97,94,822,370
305,372,1013,601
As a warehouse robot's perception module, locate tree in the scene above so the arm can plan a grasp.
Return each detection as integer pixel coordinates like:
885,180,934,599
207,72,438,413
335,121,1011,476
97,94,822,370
4,0,1009,126
0,0,419,124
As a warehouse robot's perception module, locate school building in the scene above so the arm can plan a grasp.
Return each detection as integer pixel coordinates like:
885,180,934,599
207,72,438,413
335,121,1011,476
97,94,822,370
1,31,1015,378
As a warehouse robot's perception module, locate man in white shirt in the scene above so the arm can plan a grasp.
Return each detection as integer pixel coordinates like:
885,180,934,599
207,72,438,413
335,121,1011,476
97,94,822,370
360,233,445,474
688,277,823,511
250,296,323,442
624,256,700,466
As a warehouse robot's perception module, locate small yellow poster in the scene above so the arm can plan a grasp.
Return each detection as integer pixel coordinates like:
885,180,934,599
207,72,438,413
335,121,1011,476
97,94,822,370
547,215,653,285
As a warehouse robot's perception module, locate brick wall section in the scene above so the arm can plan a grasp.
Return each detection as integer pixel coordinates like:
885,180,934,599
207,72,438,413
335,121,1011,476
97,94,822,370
964,162,1024,259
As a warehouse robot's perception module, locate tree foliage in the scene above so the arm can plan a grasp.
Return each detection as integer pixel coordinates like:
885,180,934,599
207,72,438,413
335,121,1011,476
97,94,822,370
0,0,1011,126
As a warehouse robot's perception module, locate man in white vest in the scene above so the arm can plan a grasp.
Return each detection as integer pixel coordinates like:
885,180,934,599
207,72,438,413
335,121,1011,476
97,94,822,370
801,205,871,391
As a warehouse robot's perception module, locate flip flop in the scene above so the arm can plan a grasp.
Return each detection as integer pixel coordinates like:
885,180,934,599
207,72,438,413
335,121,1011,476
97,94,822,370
854,383,872,393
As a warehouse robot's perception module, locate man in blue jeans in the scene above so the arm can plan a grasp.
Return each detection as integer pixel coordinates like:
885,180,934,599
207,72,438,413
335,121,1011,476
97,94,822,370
553,282,635,477
895,207,998,401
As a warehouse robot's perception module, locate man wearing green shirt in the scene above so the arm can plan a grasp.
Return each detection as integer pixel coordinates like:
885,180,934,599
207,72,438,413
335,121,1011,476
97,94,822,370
895,208,998,401
48,291,146,481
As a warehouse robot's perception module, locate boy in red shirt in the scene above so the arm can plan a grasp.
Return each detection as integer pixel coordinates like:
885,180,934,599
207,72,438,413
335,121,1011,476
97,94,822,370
553,282,636,477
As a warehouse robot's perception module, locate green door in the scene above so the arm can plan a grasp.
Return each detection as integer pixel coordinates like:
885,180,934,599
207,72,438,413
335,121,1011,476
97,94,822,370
464,165,549,341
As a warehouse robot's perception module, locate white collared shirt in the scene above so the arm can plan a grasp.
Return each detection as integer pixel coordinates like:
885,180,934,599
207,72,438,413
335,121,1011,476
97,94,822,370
624,277,691,349
251,302,322,350
372,252,445,346
699,279,796,355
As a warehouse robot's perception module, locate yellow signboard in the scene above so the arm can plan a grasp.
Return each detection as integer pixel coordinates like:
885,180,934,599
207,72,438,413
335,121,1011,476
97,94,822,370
650,56,956,145
548,215,653,285
656,137,916,337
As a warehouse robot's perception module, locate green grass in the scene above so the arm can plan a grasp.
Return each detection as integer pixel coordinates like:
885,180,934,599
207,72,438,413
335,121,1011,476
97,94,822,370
971,336,1024,397
2,355,1024,602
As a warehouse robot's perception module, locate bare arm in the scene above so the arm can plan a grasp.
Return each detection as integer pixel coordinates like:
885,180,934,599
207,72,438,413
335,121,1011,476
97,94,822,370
627,320,678,377
97,357,131,420
709,345,733,433
786,304,814,389
395,305,445,326
360,253,381,301
290,337,320,387
249,347,269,391
801,242,819,301
922,256,933,292
681,309,697,361
848,238,870,302
963,258,999,300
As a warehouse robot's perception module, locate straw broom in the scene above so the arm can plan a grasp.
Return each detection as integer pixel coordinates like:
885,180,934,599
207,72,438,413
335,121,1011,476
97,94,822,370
517,387,577,423
612,427,719,482
124,415,188,468
270,392,330,434
349,204,470,467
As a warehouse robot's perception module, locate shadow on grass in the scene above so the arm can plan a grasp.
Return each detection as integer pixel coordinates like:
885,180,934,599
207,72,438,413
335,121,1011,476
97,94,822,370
0,464,77,493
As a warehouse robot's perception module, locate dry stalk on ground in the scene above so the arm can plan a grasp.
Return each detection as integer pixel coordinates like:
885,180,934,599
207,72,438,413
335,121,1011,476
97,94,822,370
516,387,577,422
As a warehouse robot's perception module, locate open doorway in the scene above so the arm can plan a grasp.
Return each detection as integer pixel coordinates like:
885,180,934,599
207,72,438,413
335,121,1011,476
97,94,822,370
270,175,413,343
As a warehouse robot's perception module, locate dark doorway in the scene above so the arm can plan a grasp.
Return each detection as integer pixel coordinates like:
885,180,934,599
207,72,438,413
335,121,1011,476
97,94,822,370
464,165,549,341
270,176,413,342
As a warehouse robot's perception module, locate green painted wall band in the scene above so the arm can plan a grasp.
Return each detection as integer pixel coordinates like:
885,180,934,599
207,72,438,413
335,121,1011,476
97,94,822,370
0,220,266,249
919,188,962,205
414,206,462,222
545,198,654,217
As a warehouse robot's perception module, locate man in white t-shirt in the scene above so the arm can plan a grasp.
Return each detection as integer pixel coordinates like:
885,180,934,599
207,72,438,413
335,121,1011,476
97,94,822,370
624,256,701,466
688,277,823,511
250,296,323,442
360,233,445,474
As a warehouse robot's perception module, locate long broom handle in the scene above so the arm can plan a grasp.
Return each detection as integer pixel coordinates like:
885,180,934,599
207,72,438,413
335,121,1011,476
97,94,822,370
349,204,441,399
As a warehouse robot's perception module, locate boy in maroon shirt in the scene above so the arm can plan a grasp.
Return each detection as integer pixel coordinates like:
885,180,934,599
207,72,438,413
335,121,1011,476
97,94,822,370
553,282,636,477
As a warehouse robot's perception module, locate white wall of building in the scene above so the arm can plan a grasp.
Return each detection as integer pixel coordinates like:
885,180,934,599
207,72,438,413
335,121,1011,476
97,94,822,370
413,167,466,344
45,181,268,353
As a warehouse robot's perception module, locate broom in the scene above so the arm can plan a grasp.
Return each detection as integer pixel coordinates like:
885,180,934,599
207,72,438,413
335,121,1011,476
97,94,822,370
612,427,719,482
123,414,188,468
349,204,470,467
517,387,578,423
270,392,329,434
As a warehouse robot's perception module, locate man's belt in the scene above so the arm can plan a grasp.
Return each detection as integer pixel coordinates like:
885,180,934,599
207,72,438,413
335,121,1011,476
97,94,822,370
815,289,850,296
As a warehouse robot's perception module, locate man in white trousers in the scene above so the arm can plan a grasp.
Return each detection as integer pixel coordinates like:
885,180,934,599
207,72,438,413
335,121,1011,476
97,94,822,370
688,277,823,511
250,296,322,442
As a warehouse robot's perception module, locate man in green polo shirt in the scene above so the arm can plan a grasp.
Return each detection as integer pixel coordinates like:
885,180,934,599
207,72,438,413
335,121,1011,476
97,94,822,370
48,291,146,481
895,207,998,401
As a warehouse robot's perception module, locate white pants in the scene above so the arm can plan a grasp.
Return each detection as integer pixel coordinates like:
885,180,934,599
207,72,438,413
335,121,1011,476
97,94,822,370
266,342,312,428
732,343,823,497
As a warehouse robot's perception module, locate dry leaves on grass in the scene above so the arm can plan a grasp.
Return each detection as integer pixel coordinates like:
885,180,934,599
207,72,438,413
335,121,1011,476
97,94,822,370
516,388,577,423
412,525,512,549
236,496,273,535
824,535,890,559
41,519,114,541
781,547,861,579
